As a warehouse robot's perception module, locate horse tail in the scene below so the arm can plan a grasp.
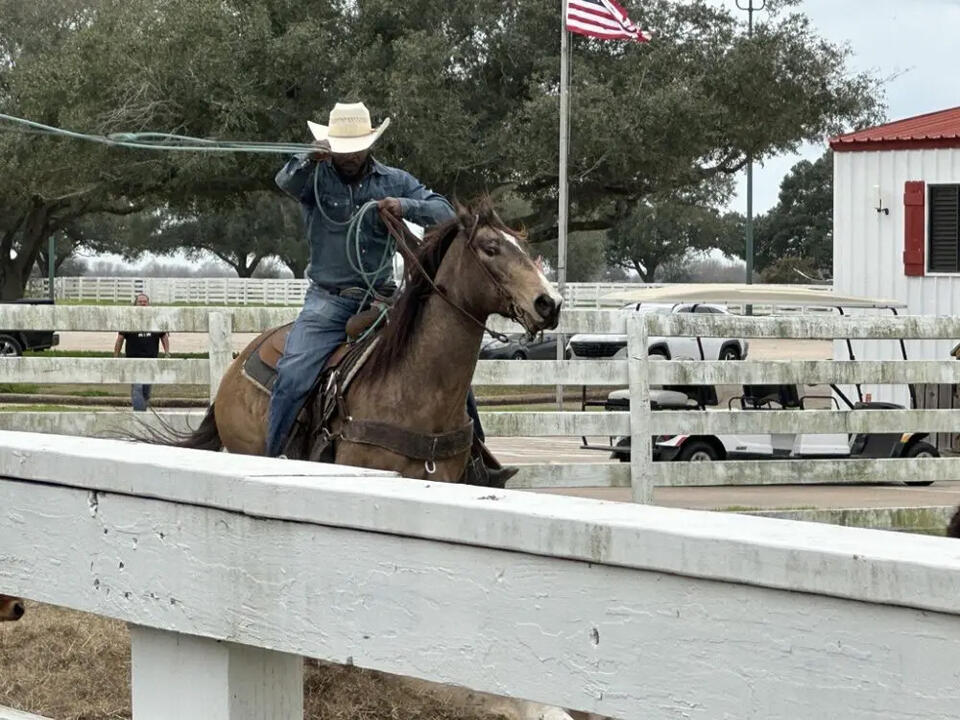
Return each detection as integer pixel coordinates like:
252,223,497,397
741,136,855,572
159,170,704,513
126,404,223,452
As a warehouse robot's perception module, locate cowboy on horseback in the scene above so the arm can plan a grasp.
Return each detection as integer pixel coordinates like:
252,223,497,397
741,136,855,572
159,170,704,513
267,101,517,484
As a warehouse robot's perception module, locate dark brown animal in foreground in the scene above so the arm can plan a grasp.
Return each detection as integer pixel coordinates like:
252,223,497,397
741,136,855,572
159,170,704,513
947,506,960,538
0,594,24,622
151,199,561,483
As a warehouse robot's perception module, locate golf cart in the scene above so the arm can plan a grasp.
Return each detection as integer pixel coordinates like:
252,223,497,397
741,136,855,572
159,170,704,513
580,285,941,482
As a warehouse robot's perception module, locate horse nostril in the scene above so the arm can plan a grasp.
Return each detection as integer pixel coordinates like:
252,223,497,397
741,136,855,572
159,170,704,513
534,294,557,320
12,602,24,618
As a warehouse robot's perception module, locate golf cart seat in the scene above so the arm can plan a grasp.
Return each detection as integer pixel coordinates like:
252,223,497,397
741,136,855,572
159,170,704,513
662,384,719,408
604,388,709,410
853,400,904,411
650,389,701,410
736,384,801,409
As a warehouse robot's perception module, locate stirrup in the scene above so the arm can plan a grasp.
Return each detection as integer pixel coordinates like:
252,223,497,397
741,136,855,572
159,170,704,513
462,439,519,488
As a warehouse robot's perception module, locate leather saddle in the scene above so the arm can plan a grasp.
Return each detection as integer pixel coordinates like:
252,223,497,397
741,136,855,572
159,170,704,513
241,307,385,395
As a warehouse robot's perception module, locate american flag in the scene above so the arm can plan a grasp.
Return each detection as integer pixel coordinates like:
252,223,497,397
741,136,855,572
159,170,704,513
565,0,651,42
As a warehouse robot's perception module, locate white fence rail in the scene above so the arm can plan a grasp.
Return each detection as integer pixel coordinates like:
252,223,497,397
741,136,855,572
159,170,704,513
1,305,959,494
2,432,960,719
25,277,834,312
25,277,648,308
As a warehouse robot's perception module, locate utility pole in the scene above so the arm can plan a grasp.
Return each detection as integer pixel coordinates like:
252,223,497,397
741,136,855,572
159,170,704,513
47,236,55,302
736,0,765,299
556,0,572,410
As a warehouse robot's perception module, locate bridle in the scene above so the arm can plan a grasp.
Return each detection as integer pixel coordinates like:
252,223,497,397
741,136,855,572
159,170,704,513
379,209,524,343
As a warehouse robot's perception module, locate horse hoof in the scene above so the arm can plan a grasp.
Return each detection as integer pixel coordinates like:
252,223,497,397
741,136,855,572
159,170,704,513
485,465,520,488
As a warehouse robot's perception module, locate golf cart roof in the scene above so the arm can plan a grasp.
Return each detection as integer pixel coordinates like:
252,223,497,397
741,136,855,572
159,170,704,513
603,284,907,310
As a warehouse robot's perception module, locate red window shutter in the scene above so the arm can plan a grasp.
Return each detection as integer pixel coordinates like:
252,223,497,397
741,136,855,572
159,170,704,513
903,181,925,276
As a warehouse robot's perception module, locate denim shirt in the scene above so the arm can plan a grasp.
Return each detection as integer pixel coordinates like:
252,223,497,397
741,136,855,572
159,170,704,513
275,155,455,291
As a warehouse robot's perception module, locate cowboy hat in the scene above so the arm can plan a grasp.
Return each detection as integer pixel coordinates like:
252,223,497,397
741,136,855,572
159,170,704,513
307,102,390,154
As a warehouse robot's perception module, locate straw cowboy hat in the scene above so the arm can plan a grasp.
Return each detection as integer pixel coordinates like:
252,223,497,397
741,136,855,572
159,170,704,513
307,102,390,154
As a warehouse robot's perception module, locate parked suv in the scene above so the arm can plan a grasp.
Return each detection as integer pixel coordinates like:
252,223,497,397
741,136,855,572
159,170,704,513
480,332,558,360
566,302,747,361
0,298,60,357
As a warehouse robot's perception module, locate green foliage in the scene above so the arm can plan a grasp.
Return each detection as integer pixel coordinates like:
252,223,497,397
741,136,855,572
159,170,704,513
755,150,834,279
605,196,743,281
149,193,305,277
0,0,881,298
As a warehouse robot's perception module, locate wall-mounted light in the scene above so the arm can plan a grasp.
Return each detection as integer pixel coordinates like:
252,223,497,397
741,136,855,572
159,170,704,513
874,184,890,215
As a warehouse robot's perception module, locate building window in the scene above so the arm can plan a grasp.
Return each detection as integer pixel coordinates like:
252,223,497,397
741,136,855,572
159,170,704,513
929,184,960,272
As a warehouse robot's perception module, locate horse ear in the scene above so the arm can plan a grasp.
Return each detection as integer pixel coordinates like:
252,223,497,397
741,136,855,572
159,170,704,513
453,199,472,229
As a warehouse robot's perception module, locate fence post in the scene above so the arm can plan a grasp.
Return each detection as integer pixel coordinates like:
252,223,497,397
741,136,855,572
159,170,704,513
207,311,233,402
628,315,653,504
129,625,303,720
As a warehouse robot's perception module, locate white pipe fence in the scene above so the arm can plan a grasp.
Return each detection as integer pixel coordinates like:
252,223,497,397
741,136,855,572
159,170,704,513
2,431,960,720
1,304,959,495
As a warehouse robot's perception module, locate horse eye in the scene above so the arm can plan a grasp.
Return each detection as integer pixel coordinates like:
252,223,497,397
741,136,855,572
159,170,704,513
482,243,499,257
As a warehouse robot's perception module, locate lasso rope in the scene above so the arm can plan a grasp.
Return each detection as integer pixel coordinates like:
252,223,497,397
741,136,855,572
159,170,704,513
0,112,316,154
0,111,398,342
311,167,397,340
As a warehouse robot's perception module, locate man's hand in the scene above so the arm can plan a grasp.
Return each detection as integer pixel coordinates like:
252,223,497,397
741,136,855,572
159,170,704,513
311,139,331,162
378,197,402,219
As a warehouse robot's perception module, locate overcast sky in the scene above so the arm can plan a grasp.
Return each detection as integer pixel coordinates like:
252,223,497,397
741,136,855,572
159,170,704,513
728,0,960,214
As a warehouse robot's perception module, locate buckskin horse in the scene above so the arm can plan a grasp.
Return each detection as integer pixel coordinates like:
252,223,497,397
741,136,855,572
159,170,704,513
156,199,562,483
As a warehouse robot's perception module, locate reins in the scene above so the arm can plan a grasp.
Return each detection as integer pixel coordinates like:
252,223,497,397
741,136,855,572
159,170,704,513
379,209,516,343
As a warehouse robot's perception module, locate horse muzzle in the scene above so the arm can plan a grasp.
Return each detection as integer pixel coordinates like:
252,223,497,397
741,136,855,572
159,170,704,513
534,293,562,330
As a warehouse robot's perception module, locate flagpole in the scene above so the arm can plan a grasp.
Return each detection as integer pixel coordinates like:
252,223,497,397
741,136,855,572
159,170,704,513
556,0,571,410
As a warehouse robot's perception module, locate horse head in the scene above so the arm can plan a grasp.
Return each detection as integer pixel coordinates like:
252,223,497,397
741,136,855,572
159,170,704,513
391,197,562,340
442,199,562,335
0,595,24,622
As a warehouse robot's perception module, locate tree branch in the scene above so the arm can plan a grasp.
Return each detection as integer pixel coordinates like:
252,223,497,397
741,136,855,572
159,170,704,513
0,210,25,259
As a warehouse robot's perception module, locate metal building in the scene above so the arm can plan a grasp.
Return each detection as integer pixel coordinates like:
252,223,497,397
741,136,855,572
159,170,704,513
831,107,960,407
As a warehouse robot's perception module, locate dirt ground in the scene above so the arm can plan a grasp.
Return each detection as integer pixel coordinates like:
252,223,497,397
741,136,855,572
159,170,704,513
0,603,504,720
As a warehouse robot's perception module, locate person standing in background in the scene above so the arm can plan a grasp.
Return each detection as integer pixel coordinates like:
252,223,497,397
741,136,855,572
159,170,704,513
113,293,170,411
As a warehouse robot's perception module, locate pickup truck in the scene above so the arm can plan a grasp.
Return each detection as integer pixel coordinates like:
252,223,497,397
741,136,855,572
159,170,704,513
566,302,748,361
0,298,60,357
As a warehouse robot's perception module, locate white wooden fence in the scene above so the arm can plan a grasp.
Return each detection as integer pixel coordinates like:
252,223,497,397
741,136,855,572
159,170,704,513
25,277,833,311
25,277,643,308
1,305,959,495
2,431,960,720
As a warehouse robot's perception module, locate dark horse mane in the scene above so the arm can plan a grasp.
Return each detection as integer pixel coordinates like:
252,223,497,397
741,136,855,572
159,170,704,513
359,197,524,379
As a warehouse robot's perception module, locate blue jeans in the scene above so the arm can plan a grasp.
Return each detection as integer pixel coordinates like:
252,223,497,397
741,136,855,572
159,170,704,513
266,285,362,457
131,384,152,412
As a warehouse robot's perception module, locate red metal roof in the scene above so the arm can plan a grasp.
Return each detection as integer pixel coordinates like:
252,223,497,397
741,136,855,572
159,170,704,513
830,106,960,152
